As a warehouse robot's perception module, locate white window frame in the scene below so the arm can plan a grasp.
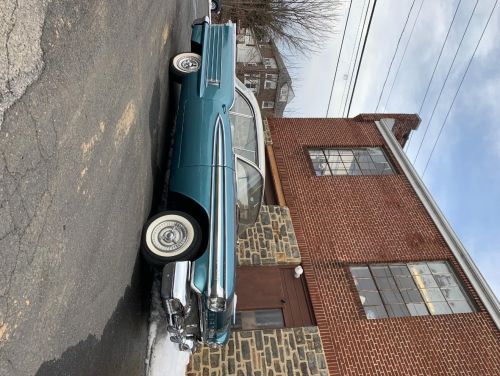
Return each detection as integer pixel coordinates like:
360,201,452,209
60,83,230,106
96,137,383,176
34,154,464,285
261,101,275,109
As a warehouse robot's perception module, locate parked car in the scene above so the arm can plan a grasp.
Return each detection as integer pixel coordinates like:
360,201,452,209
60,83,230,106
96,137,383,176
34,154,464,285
141,17,265,351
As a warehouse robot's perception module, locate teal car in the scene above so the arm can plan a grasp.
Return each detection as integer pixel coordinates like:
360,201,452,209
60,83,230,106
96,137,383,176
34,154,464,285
141,17,265,351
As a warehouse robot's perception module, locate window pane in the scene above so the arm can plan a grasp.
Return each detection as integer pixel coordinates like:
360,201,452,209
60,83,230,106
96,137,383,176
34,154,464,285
413,274,438,289
389,265,411,276
354,278,377,291
339,150,353,156
386,304,409,318
427,302,452,315
395,276,418,290
364,305,388,319
427,262,451,275
400,289,424,303
420,288,446,303
323,149,339,156
350,266,371,278
309,154,326,162
374,277,397,291
230,113,258,164
441,287,466,301
230,90,253,117
234,309,284,330
331,169,348,175
380,290,405,305
327,155,342,163
449,300,473,314
236,159,263,226
407,303,429,316
408,263,431,275
370,265,391,278
434,274,457,288
359,291,383,306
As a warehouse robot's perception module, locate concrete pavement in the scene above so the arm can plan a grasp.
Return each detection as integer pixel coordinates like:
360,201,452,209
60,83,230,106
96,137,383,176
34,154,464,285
0,0,206,374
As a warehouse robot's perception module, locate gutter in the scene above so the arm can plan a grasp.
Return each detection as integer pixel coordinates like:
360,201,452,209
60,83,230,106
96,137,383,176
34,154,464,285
376,119,500,329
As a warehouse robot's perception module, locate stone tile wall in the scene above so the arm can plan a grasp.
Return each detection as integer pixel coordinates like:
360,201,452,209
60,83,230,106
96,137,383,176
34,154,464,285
237,205,300,266
187,327,329,376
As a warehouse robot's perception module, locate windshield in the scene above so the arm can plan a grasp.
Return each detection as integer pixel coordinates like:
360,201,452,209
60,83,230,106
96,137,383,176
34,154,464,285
235,158,263,229
230,90,258,164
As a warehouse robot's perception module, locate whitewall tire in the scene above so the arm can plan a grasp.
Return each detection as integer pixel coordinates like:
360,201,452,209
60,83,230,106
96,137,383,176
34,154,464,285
171,52,202,77
142,211,202,265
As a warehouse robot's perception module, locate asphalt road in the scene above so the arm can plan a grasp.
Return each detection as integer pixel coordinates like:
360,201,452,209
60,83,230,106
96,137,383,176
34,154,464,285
0,0,206,375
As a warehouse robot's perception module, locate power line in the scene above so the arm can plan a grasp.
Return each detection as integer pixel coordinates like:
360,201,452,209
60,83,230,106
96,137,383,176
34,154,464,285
347,0,378,117
342,0,371,117
340,0,369,117
374,0,417,113
384,0,426,111
422,0,499,177
406,0,463,151
413,0,479,165
326,0,354,117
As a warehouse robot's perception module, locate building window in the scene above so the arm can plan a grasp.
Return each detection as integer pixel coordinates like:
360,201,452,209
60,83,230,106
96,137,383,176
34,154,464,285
263,57,277,69
308,148,394,176
279,85,289,102
264,74,277,89
350,262,475,319
244,74,260,94
262,101,275,109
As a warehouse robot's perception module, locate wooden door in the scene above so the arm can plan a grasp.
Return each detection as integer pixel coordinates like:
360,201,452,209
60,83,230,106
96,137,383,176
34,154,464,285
235,266,315,329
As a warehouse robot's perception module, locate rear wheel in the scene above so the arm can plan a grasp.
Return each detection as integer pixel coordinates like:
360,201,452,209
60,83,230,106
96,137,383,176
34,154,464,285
142,211,202,265
170,52,201,79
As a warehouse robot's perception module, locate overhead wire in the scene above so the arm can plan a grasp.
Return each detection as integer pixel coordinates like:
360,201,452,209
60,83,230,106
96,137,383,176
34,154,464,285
340,0,369,117
422,0,499,177
406,0,463,151
384,0,426,111
326,0,354,117
347,0,378,117
374,0,417,113
413,0,479,164
342,0,371,117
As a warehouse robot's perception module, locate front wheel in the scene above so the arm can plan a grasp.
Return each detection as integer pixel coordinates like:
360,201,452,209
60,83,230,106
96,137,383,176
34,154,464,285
210,0,221,13
141,211,202,265
170,52,201,79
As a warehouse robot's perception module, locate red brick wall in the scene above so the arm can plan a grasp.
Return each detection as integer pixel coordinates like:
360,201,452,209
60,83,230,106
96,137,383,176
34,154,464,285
268,117,500,375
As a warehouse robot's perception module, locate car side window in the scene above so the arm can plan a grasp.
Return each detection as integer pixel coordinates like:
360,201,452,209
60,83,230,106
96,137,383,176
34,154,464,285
230,90,258,165
235,157,263,230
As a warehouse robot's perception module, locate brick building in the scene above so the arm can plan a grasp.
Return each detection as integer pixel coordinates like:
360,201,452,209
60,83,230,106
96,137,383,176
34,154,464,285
188,115,500,375
235,28,294,117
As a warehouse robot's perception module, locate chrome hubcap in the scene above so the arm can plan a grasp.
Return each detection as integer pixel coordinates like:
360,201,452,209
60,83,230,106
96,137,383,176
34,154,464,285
152,221,188,252
179,57,200,72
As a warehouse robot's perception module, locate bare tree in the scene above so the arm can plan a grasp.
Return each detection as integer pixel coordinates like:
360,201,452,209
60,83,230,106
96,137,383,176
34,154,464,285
220,0,340,54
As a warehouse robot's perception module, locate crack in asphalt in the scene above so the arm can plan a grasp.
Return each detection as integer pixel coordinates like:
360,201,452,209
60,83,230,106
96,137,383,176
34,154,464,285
4,0,19,95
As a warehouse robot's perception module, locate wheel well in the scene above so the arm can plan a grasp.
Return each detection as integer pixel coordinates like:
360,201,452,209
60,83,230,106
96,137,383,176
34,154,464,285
167,191,209,259
191,40,202,56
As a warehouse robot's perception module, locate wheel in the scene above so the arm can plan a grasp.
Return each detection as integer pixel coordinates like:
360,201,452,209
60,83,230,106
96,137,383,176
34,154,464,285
210,0,220,13
170,52,201,79
141,211,202,265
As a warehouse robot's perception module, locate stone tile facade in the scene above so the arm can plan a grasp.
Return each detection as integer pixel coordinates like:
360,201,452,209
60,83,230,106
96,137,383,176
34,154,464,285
237,205,300,266
187,327,329,376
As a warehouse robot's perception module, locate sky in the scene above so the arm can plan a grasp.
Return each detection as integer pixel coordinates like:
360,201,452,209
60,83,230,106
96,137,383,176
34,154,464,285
283,0,500,297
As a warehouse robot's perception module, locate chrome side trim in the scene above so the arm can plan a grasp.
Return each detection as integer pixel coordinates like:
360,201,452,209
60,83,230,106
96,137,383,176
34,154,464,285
207,115,228,311
377,119,500,329
205,26,223,87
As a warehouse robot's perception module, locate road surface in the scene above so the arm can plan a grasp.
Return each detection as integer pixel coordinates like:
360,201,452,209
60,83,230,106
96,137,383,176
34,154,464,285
0,0,206,375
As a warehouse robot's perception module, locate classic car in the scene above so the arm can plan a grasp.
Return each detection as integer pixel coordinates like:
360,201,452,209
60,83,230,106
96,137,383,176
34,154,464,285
141,17,265,351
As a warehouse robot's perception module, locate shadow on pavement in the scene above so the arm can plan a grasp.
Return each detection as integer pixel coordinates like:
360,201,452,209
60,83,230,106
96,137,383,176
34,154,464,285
35,255,154,376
